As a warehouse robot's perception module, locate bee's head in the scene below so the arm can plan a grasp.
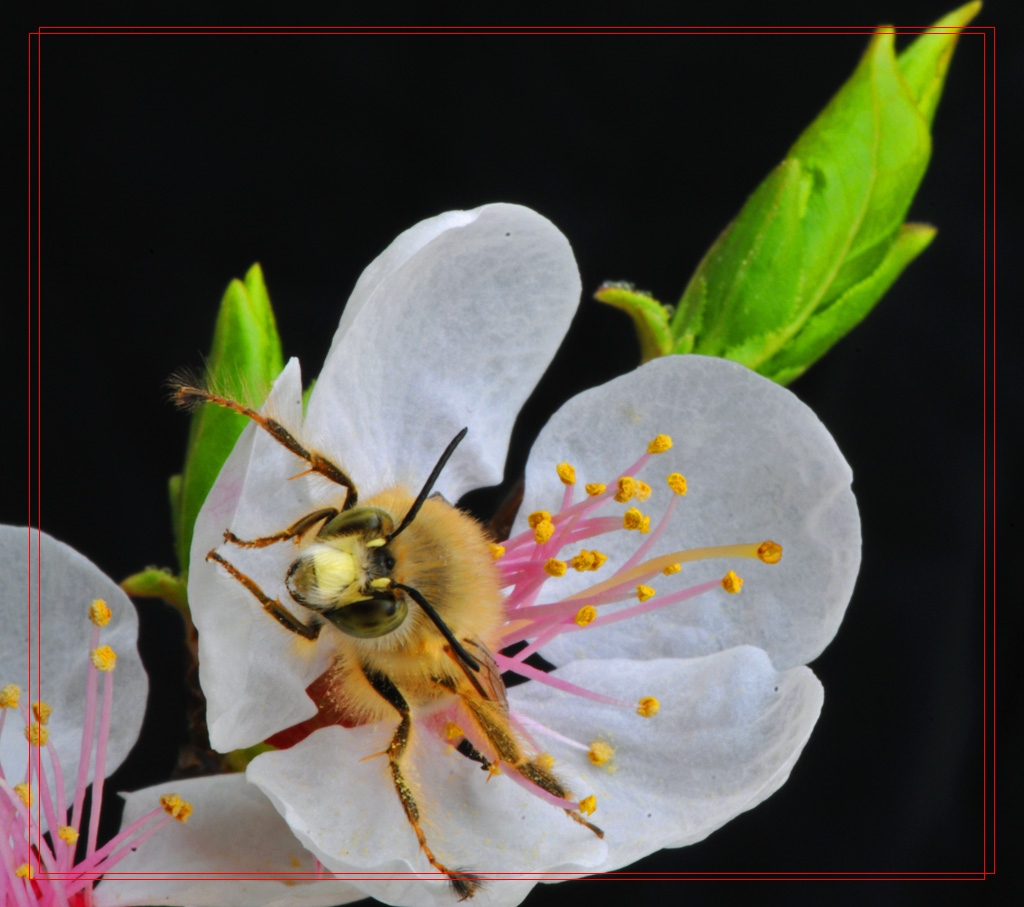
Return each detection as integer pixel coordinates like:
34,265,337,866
286,507,408,638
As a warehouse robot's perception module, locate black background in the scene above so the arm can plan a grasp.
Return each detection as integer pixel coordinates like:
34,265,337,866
8,3,1006,905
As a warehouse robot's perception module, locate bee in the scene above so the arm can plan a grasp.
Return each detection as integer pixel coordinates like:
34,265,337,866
174,382,602,899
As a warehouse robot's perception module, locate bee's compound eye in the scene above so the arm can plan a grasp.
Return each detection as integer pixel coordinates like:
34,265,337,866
324,594,408,638
320,507,395,541
375,548,396,574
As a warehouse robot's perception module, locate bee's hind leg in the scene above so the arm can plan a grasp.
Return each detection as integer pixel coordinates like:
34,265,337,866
362,666,481,900
460,696,604,840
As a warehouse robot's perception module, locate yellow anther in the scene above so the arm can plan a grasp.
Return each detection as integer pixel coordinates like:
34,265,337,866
636,585,656,603
534,753,556,771
528,511,551,529
614,476,637,503
639,515,651,534
647,434,673,454
570,549,607,572
721,571,744,594
369,577,392,590
662,563,682,575
623,507,645,531
579,795,597,816
14,783,33,806
91,645,117,672
533,519,556,544
58,825,79,844
574,605,598,627
444,722,464,741
556,462,576,485
160,793,193,823
365,537,387,549
571,550,593,571
545,558,568,577
0,684,21,709
588,741,615,766
585,483,607,497
89,598,112,627
667,473,688,495
637,696,660,718
635,480,652,502
757,540,783,564
25,723,48,746
16,863,33,880
489,543,506,561
32,701,53,725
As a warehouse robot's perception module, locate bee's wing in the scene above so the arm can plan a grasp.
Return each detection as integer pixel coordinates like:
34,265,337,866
447,636,509,710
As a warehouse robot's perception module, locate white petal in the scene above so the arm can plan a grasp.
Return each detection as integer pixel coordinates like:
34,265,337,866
509,648,823,870
304,203,581,503
0,526,147,816
248,722,607,907
93,774,366,907
189,360,336,752
515,356,861,671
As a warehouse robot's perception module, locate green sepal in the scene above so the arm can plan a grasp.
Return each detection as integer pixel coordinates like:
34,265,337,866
120,567,189,616
664,3,976,381
171,263,285,579
759,222,936,385
223,741,277,773
594,282,673,362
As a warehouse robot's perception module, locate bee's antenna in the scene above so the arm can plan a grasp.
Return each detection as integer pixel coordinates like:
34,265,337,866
391,581,481,673
386,427,469,543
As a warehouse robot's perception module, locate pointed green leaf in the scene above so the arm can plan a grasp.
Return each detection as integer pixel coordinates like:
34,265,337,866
898,1,981,128
172,264,285,578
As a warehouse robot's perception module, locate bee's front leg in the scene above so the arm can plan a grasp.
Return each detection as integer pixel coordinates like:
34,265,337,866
361,666,481,900
223,507,339,549
206,550,321,640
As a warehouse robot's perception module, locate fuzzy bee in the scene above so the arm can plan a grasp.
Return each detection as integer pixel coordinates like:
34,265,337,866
175,382,601,899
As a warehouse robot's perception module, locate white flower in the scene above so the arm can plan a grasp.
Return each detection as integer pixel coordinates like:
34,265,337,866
185,204,860,907
0,526,149,903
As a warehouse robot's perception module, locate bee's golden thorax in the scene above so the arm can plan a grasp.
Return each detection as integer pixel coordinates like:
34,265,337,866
336,487,504,699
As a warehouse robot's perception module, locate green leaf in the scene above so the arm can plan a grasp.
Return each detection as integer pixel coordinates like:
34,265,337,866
171,264,285,578
658,3,977,382
594,282,673,362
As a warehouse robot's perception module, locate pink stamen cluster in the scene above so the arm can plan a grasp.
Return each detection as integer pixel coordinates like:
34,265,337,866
1,605,184,907
495,440,726,707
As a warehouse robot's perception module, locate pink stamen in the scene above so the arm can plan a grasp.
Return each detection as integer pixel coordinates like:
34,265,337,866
494,654,631,708
502,762,580,811
85,670,114,862
616,494,678,576
510,711,589,753
69,625,101,843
